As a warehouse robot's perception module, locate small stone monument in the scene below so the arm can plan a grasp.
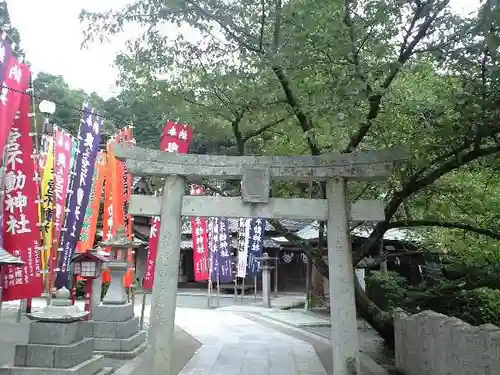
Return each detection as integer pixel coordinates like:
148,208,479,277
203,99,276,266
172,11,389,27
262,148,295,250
0,287,112,375
91,227,146,358
256,253,277,308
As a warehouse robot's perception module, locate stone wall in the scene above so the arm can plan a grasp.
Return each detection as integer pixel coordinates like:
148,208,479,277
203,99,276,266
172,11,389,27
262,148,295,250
394,309,500,375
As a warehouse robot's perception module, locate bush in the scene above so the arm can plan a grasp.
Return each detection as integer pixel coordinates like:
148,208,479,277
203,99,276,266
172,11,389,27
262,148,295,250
366,270,500,327
441,287,500,326
365,271,410,311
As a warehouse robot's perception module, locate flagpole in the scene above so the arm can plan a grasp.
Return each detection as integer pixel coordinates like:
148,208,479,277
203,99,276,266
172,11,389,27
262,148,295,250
207,255,212,308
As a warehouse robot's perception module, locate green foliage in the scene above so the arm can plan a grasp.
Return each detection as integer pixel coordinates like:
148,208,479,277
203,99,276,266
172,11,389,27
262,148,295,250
75,280,111,301
365,271,409,311
366,270,500,327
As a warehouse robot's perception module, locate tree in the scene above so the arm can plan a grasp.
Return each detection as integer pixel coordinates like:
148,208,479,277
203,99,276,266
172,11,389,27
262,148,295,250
81,0,500,345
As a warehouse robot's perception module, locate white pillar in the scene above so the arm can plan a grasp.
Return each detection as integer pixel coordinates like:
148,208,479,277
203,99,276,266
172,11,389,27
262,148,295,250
326,178,360,375
148,176,185,375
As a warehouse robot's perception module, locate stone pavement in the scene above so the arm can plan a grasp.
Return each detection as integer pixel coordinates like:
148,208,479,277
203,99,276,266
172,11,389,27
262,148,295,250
174,307,327,375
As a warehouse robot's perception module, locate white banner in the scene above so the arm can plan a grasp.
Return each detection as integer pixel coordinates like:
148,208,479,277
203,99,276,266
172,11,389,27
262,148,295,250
236,218,250,278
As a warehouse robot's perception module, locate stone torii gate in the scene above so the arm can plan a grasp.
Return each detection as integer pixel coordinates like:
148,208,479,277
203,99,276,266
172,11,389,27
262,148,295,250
113,144,405,375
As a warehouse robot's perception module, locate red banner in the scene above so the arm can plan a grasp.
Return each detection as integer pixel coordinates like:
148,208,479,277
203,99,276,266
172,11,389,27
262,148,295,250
191,185,209,282
0,57,31,165
160,120,193,154
143,121,193,290
2,91,43,301
53,128,73,247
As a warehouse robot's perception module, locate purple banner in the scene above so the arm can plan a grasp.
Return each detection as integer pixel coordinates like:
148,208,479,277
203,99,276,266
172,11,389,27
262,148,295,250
218,218,233,283
55,102,101,288
208,217,219,282
246,218,266,277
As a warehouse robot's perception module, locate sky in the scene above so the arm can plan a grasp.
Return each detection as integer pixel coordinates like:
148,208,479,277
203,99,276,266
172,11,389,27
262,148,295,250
7,0,481,100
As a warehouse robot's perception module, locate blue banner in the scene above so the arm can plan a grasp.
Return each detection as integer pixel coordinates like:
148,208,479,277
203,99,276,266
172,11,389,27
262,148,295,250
218,218,233,283
55,102,101,288
246,218,266,277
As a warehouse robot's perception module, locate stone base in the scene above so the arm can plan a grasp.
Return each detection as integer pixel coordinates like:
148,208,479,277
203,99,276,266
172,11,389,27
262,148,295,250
92,304,133,323
0,355,110,375
91,305,146,359
14,338,94,368
92,318,140,339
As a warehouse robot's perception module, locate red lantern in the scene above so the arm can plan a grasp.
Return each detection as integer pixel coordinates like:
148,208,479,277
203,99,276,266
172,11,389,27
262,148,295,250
71,250,108,318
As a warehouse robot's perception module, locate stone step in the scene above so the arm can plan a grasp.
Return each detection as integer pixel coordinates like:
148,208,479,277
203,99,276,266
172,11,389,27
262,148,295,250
94,342,147,360
0,354,105,375
94,331,146,353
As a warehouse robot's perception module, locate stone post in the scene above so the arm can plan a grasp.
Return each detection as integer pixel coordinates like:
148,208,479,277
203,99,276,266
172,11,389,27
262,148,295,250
147,176,185,375
262,265,271,308
326,178,360,375
91,275,102,314
257,253,276,308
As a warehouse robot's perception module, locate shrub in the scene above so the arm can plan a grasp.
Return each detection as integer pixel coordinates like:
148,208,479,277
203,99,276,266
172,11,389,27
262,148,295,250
75,280,111,301
366,270,500,327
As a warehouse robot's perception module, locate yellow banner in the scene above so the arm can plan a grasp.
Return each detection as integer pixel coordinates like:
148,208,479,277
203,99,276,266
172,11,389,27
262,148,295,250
40,139,54,274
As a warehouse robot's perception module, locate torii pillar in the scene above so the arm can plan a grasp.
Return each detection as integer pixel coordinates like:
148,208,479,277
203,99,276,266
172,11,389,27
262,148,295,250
114,144,405,375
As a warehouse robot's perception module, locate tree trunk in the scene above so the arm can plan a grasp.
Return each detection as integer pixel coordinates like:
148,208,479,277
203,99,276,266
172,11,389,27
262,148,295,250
312,264,325,302
353,272,395,348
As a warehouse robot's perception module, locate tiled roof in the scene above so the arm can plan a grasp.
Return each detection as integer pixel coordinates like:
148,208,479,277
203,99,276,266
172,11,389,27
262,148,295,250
0,248,24,266
271,221,419,243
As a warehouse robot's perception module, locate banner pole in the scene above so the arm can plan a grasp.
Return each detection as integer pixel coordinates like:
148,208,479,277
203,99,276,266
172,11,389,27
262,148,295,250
207,256,212,308
241,277,245,303
216,270,220,308
254,276,257,301
234,277,237,303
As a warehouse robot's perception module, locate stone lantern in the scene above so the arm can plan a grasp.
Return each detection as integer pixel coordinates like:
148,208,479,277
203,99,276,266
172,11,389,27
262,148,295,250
92,227,147,359
256,252,277,308
99,226,139,305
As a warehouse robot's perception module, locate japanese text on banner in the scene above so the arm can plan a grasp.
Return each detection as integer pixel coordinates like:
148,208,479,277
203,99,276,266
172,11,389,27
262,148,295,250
246,219,266,277
40,139,54,274
0,55,30,164
2,91,43,301
209,217,219,282
55,102,101,288
218,218,233,283
191,185,209,282
53,129,74,246
236,218,250,278
77,151,105,252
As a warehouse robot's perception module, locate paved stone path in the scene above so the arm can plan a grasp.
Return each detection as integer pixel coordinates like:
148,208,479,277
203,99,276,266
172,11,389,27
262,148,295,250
174,307,327,375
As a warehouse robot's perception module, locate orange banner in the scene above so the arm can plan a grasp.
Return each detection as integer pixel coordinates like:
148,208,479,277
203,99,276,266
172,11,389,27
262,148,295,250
101,141,116,284
76,151,106,252
103,128,135,288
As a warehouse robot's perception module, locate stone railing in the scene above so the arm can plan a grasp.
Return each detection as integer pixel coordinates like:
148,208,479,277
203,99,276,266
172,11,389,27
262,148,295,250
394,309,500,375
